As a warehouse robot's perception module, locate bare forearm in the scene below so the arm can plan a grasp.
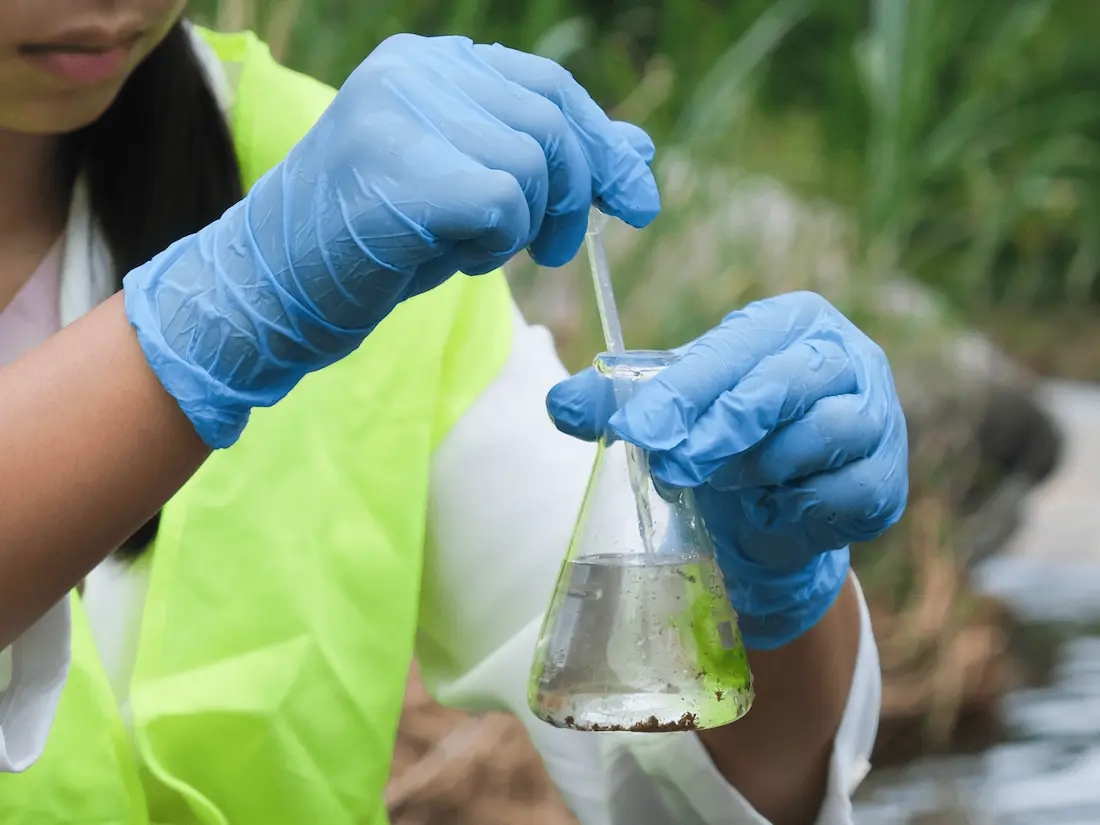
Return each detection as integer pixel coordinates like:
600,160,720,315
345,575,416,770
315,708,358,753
0,292,209,647
697,577,861,825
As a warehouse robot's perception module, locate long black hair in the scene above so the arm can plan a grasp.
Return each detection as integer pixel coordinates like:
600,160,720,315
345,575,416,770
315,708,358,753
59,22,245,558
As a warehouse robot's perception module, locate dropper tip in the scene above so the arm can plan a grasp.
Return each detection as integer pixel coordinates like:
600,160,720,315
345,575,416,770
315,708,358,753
587,207,611,236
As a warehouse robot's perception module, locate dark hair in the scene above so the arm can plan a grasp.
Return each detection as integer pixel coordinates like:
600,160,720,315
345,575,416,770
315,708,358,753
59,22,245,559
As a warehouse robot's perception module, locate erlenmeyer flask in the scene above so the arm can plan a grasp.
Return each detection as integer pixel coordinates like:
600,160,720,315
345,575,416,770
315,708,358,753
529,349,754,733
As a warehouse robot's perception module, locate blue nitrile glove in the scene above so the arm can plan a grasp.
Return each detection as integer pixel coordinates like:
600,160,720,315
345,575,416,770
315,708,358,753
546,291,909,650
123,34,660,449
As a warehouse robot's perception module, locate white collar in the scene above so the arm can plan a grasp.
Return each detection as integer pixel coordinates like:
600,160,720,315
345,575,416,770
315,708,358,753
58,23,234,327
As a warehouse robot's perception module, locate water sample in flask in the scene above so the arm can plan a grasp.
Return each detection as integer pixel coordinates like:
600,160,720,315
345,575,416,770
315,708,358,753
527,349,755,732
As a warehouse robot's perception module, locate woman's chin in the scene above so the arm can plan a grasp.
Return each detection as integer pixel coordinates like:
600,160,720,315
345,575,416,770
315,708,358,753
0,85,126,136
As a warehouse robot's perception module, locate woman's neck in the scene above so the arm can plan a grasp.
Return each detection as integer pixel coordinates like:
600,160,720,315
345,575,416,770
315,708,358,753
0,131,67,310
0,130,66,243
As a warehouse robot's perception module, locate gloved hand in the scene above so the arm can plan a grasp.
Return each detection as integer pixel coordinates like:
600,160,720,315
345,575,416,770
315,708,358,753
546,291,908,650
123,34,660,449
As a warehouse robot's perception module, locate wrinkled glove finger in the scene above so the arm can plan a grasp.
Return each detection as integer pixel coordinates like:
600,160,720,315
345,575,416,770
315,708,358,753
268,147,534,326
590,121,656,227
396,154,546,289
461,81,591,267
693,484,825,574
546,341,696,442
647,337,857,487
609,120,656,164
472,42,660,229
708,390,886,491
740,418,909,549
609,292,839,452
546,365,614,441
337,126,534,268
423,110,559,272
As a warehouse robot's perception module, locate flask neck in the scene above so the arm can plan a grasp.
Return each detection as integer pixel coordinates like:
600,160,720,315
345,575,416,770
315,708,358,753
594,349,681,410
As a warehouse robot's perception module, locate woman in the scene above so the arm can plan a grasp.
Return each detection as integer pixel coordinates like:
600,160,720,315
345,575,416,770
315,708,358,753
0,3,907,825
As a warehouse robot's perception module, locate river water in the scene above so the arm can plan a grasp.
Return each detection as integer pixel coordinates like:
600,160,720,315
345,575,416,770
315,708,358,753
853,556,1100,824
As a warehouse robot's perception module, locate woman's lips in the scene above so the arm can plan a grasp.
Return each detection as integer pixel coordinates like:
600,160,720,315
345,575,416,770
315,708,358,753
19,44,131,88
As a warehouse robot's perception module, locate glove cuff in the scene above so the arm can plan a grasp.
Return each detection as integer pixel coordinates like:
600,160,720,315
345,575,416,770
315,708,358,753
722,547,850,651
124,265,253,450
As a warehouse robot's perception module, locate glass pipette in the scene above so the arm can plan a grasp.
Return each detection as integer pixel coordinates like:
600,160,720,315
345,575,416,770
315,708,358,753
584,208,657,553
585,209,625,353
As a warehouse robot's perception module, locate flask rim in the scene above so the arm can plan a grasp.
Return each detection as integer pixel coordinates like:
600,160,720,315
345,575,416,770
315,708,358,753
593,349,681,378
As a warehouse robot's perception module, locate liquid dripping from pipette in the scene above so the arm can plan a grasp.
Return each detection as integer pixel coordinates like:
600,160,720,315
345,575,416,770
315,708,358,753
584,209,657,553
